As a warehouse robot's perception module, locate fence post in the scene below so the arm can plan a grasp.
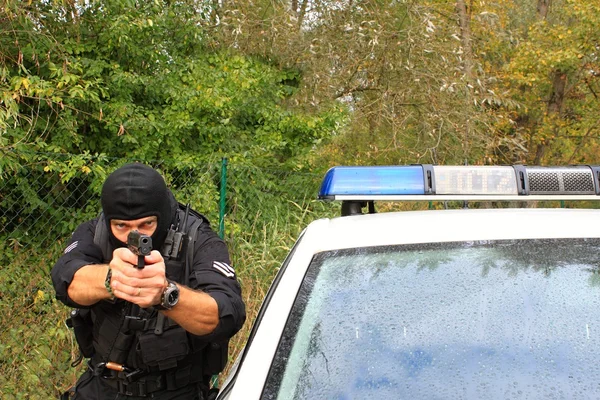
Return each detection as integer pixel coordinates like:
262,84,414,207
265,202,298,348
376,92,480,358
219,157,228,239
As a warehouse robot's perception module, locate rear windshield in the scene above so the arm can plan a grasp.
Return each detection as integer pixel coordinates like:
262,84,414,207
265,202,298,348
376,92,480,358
262,239,600,399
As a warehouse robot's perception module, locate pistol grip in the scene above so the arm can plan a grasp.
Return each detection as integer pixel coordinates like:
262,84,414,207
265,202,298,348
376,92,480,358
136,255,145,269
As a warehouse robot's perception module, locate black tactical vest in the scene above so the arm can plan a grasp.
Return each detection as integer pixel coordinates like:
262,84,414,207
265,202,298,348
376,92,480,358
69,206,228,377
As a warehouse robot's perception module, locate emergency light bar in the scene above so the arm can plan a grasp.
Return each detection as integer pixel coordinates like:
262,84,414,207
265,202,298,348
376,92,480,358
318,165,600,201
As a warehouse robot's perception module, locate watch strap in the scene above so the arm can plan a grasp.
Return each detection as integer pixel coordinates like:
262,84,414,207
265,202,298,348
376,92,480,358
104,267,115,300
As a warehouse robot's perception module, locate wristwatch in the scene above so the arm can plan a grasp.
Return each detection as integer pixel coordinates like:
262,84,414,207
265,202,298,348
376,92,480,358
157,280,180,310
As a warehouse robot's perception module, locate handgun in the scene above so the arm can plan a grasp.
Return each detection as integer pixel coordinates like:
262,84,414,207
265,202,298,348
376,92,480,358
127,230,152,269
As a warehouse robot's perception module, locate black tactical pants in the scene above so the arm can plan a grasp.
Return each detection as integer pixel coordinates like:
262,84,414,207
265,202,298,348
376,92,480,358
65,369,207,400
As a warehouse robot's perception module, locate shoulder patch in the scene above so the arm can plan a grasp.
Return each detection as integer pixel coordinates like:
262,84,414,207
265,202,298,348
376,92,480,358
64,241,79,254
213,261,235,278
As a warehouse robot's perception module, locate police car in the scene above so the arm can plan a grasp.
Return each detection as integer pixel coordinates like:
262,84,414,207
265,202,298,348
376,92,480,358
217,165,600,399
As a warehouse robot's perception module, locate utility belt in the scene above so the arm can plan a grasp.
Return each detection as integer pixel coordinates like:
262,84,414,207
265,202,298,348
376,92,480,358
89,356,207,397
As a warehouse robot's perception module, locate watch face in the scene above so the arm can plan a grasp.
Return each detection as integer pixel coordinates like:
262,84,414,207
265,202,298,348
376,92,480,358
163,282,179,308
167,289,179,304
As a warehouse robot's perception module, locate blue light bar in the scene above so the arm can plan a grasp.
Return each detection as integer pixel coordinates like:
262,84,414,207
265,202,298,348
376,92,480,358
318,166,426,198
318,164,600,202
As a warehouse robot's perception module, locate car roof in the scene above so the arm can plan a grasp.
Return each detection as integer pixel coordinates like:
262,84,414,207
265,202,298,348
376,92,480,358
305,207,600,251
224,206,600,399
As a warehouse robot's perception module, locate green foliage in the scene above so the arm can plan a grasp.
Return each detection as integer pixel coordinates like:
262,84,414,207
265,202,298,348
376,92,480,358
478,0,600,164
0,0,345,259
0,244,83,399
0,1,344,167
0,150,107,255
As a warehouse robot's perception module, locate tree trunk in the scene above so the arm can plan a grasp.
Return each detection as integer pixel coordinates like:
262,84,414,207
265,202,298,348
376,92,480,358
211,0,221,25
455,0,473,81
533,71,566,164
455,0,474,160
547,71,566,114
297,0,309,29
532,0,565,165
537,0,551,19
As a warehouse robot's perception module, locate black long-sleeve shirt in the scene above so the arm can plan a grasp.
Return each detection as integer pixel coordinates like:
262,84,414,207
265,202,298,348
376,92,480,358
51,215,246,342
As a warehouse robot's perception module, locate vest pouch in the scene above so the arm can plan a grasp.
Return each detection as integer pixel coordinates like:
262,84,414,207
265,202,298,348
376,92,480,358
165,260,184,283
93,309,136,365
202,340,228,376
108,330,136,365
66,308,94,358
138,326,189,371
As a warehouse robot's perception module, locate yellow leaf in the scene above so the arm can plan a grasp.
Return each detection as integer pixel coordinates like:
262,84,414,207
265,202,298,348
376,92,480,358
34,290,45,304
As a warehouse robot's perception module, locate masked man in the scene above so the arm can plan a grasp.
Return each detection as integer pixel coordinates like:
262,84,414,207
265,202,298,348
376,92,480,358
52,163,246,399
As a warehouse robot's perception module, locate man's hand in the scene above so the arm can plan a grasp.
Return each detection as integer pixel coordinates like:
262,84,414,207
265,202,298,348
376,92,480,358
108,247,167,308
69,248,219,336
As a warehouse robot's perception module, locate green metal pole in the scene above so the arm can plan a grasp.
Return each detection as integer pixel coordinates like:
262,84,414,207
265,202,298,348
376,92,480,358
219,157,228,239
212,158,228,389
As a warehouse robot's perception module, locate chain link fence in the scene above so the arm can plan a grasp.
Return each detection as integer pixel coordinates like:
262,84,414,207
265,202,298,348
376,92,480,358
1,156,216,250
0,150,337,398
0,151,336,250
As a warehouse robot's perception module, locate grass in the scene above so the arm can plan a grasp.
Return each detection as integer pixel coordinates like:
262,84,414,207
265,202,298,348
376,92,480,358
0,244,84,399
223,198,335,379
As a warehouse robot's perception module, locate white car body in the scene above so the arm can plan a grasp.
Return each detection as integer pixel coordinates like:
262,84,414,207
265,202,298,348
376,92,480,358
218,206,600,399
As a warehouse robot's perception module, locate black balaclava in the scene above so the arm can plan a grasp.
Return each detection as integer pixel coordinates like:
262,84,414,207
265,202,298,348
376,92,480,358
101,163,177,251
